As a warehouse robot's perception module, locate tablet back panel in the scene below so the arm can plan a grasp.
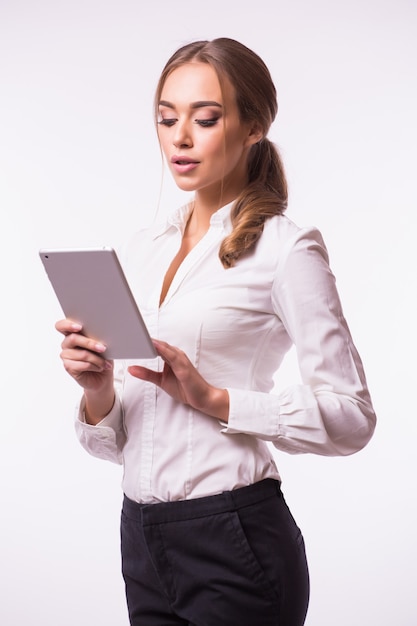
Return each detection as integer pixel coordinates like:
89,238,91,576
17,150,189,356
39,247,156,359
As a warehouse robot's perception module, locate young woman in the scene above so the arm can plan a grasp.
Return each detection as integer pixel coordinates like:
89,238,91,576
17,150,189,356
56,38,376,625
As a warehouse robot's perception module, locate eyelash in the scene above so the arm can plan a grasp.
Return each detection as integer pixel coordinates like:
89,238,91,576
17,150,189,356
197,118,219,127
158,117,220,128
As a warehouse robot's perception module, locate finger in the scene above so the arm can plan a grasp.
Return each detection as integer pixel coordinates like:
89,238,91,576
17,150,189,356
128,365,162,386
61,332,107,355
61,348,113,372
152,339,185,366
63,357,108,375
56,319,107,354
55,318,83,335
153,342,194,384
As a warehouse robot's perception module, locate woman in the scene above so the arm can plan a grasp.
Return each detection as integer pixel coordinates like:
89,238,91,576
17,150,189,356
56,38,376,625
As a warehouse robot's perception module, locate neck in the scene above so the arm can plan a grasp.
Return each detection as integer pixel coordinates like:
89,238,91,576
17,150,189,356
190,181,243,230
189,149,250,228
186,196,229,238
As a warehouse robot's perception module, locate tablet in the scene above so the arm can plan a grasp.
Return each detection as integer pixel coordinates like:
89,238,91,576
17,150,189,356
39,247,157,359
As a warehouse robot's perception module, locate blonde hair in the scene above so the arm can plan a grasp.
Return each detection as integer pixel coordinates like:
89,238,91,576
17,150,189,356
155,38,287,268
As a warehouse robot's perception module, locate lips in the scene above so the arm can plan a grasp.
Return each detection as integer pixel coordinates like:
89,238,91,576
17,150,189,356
171,155,200,174
171,155,199,165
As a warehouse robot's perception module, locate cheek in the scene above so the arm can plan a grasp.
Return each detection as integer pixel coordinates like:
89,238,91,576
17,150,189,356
223,141,246,169
199,133,222,156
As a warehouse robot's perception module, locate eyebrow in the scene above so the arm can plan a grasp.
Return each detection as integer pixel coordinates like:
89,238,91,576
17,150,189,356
158,100,223,110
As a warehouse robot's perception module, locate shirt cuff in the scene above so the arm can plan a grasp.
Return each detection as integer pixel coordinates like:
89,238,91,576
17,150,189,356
76,393,123,430
220,387,281,439
74,393,125,464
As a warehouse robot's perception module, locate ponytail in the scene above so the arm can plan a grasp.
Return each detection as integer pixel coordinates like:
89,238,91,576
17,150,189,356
219,138,288,268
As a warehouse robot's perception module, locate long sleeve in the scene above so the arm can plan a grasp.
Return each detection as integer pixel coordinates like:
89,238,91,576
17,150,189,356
74,362,127,464
223,227,376,456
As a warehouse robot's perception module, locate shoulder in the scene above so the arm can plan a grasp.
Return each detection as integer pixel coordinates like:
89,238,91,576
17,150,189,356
263,216,336,303
260,214,327,262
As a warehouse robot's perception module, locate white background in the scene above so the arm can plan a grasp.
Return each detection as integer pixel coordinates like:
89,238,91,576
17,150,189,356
1,1,416,624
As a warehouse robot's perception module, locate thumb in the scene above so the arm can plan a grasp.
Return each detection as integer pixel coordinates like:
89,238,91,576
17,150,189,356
128,365,162,386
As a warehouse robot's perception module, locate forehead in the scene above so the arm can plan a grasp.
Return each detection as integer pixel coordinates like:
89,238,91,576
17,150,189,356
160,62,234,106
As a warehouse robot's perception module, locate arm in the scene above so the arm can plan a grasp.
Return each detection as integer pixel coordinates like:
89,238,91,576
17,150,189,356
223,227,376,456
56,319,126,463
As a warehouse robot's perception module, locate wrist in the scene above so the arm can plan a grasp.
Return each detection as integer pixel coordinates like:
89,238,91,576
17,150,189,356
207,387,229,422
84,388,115,425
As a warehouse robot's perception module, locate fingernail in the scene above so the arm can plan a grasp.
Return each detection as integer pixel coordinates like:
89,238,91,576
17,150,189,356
94,342,107,352
104,361,113,370
71,323,82,331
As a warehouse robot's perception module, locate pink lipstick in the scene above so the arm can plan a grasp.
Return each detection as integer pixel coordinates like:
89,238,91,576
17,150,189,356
171,155,200,174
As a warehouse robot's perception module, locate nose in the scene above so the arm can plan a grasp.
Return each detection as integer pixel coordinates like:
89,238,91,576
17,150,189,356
173,119,192,149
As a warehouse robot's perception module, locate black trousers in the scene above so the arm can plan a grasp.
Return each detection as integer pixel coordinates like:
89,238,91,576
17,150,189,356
121,479,309,626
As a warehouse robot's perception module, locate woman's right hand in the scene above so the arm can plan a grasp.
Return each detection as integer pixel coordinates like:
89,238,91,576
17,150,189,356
55,318,114,393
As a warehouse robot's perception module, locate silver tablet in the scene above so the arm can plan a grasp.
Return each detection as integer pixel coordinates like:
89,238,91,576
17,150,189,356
39,247,156,359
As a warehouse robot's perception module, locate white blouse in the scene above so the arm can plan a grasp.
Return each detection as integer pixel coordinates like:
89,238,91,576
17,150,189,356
75,201,376,503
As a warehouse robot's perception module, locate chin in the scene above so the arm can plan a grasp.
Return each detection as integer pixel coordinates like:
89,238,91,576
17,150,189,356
174,179,198,192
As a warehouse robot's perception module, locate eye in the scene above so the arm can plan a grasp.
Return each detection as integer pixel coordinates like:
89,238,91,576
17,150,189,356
158,118,176,127
195,117,220,128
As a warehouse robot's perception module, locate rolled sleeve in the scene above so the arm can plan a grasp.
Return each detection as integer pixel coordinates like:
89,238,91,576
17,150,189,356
74,393,126,464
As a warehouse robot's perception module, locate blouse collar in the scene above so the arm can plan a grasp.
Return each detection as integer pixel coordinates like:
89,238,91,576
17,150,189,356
151,199,234,240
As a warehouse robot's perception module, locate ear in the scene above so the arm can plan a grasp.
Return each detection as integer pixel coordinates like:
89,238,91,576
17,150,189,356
244,122,264,148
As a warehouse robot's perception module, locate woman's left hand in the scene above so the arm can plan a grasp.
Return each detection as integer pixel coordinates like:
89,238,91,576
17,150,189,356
128,339,229,422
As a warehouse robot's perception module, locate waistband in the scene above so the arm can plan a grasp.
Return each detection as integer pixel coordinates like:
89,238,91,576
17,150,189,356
122,479,282,526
